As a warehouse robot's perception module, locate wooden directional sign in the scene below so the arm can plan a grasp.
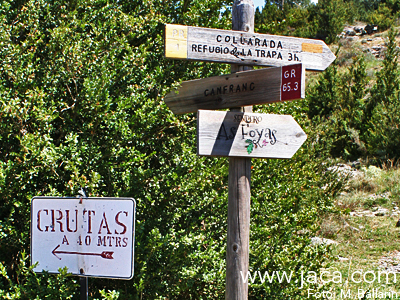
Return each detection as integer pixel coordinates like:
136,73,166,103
197,110,307,158
165,24,335,71
31,197,135,279
165,64,304,114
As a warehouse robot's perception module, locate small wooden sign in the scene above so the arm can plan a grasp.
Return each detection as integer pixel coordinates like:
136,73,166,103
197,110,307,158
165,64,304,114
165,24,335,71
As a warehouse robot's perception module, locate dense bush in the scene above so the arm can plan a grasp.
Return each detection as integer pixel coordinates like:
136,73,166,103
255,0,349,43
256,0,400,42
307,28,400,161
364,29,400,158
1,0,343,299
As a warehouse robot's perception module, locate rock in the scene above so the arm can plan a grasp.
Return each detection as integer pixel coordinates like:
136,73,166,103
311,237,338,246
351,160,361,168
396,219,400,227
379,251,400,273
365,24,378,35
338,256,349,261
328,163,361,178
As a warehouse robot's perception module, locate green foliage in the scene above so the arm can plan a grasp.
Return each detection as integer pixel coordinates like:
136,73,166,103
306,25,400,161
0,0,346,299
314,0,347,44
307,55,369,160
248,139,342,298
0,252,78,299
0,0,230,298
364,28,400,159
97,290,120,300
308,62,341,120
333,56,368,158
256,0,400,43
367,4,395,30
256,0,349,43
255,3,287,35
387,0,400,14
245,139,254,154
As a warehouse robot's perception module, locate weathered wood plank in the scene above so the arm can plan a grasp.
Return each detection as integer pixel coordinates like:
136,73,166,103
165,24,336,71
164,64,304,114
197,110,307,158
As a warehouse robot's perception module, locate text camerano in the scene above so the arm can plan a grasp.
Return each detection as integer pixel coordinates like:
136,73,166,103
204,82,255,97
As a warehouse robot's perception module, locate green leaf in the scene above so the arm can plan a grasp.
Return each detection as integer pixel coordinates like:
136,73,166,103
246,139,254,154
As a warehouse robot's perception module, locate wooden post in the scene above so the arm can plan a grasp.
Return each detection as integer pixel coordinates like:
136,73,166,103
226,1,254,299
79,277,88,300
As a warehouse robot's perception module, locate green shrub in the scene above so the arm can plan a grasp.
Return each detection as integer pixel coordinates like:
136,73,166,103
364,28,400,159
314,0,347,44
0,0,344,299
0,252,78,299
368,4,395,31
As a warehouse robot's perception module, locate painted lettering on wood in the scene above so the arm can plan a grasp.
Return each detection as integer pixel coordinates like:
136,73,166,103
31,197,135,279
197,110,307,158
165,24,336,71
165,64,304,114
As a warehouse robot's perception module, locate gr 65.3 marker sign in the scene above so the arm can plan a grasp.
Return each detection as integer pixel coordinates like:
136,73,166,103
31,197,135,279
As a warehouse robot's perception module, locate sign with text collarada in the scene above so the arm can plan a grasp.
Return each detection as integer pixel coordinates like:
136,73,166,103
197,110,307,158
165,24,336,71
165,64,305,114
31,197,135,279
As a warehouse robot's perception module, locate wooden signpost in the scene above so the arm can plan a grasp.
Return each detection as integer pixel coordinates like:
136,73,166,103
165,63,305,114
165,24,336,71
163,1,335,299
197,110,307,158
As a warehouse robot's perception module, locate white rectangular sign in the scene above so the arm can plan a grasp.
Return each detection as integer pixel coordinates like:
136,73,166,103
31,197,135,279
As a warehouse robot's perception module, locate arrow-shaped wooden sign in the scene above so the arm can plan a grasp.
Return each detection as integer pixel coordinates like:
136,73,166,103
165,24,335,71
165,64,304,114
197,110,307,158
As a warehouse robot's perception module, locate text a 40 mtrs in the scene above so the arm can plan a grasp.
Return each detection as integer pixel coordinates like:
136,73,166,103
35,208,131,248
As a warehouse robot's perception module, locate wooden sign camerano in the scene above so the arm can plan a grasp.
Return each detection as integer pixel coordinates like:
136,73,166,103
165,24,335,71
197,110,307,158
165,64,305,114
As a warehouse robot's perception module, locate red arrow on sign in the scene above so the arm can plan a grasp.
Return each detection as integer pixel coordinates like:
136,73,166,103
52,245,114,260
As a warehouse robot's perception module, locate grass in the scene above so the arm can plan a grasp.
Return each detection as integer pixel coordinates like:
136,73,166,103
318,164,400,298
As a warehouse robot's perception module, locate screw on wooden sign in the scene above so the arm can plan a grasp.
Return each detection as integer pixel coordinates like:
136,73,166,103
197,110,307,158
164,64,305,114
31,197,135,279
164,24,336,71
